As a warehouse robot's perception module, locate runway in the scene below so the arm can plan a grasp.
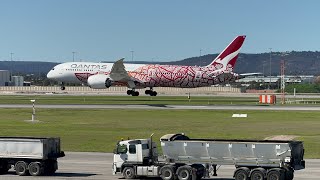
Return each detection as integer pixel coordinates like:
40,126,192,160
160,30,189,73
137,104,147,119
1,104,320,111
0,152,318,180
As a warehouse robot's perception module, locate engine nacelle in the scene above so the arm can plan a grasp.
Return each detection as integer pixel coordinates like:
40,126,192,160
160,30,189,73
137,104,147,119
87,74,114,89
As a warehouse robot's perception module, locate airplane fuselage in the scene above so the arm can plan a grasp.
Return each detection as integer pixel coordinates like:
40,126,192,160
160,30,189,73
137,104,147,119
47,62,237,88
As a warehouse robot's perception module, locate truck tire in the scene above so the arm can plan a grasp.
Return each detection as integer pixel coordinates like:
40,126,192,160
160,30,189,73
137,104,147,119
250,168,266,180
191,164,205,180
177,165,192,180
29,162,43,176
123,167,136,179
160,165,175,180
0,161,9,174
284,167,294,180
267,168,284,180
44,160,57,175
234,168,250,180
15,161,28,176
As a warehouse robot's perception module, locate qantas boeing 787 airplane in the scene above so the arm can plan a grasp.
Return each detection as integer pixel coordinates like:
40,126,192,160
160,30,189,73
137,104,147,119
47,35,250,96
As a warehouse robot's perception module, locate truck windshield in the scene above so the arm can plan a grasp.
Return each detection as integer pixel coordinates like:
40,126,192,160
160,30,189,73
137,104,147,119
116,144,127,154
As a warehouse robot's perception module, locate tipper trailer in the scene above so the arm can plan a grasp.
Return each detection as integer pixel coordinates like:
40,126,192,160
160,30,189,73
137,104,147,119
112,133,305,180
0,137,65,176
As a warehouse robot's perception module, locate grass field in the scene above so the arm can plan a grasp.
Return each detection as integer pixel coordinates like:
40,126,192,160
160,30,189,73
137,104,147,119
0,108,319,158
0,95,261,105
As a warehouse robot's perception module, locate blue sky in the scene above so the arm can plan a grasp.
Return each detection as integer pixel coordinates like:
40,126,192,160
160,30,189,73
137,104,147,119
0,0,320,62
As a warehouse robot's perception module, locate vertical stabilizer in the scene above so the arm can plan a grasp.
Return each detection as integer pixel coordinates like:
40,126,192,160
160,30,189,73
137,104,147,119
208,35,246,71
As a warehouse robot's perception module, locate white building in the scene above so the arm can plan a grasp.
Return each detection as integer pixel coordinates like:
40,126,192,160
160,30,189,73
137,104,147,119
0,70,10,86
12,76,24,86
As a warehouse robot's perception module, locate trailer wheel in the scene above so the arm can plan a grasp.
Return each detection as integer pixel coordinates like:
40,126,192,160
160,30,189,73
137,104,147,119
267,168,284,180
160,165,175,180
250,168,266,180
284,167,294,180
234,168,249,180
177,165,192,180
44,160,57,175
0,161,9,174
15,161,28,176
123,167,136,179
29,162,43,176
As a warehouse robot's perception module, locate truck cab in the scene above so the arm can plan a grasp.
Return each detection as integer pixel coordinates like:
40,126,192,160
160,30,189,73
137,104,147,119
112,139,158,176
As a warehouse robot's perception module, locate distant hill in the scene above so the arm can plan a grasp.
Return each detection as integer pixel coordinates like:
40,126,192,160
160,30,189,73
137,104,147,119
1,51,320,75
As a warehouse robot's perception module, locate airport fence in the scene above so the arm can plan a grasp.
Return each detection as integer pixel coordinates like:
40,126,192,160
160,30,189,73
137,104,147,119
0,86,241,95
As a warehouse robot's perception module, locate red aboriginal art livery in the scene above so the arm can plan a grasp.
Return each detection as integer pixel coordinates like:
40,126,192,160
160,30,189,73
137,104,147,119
47,35,247,96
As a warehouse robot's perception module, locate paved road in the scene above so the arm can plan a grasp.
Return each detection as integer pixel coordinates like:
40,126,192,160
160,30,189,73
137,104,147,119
1,104,320,111
1,152,318,180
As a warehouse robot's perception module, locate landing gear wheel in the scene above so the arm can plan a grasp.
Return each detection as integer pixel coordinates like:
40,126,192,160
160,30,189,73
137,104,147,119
15,161,28,176
127,90,132,95
150,91,157,96
123,167,136,179
29,162,43,176
132,91,139,96
145,90,151,95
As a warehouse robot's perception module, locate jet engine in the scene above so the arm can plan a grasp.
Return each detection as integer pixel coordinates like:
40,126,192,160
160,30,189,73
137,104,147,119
87,74,114,89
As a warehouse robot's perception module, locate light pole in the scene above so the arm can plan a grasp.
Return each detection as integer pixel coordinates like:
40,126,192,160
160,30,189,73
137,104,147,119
269,48,272,89
200,49,202,66
10,53,14,79
130,50,134,62
72,52,76,62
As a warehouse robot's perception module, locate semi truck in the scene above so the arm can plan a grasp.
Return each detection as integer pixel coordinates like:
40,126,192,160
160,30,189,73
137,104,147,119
112,133,305,180
0,137,65,176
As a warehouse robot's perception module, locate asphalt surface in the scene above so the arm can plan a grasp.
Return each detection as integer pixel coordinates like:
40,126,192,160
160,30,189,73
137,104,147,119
2,104,320,111
0,103,319,179
0,152,318,180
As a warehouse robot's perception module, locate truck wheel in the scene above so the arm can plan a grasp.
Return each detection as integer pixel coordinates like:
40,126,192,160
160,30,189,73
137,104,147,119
177,165,192,180
29,162,43,176
0,161,9,174
15,161,28,176
284,167,294,180
267,168,284,180
250,168,266,180
160,165,175,180
45,161,57,175
123,167,136,179
234,168,249,180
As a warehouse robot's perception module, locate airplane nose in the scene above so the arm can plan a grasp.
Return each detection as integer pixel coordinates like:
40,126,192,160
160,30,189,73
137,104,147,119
47,71,53,79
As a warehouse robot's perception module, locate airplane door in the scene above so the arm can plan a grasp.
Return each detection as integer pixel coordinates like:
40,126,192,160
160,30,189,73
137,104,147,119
195,71,202,81
148,69,156,78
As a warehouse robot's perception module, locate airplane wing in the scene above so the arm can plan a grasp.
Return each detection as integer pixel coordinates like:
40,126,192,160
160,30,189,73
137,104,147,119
109,58,143,88
109,58,131,81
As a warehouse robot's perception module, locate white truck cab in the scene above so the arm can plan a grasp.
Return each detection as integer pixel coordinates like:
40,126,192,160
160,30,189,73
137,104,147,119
112,138,158,177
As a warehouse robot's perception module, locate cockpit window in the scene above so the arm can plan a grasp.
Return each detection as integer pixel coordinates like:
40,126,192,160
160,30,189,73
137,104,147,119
51,68,55,70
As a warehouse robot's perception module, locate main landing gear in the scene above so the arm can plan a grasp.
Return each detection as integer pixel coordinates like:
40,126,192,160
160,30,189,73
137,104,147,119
60,82,65,90
127,90,139,96
145,88,157,96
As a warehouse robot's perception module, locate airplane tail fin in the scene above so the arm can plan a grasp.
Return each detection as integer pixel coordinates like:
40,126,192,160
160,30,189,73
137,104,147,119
207,35,246,71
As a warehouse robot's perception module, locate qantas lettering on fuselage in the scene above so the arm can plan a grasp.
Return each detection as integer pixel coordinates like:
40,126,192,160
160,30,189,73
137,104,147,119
70,64,108,70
